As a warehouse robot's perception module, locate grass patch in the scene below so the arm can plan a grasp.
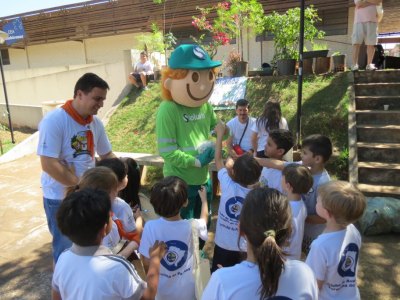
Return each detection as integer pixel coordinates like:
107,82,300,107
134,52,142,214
107,73,351,180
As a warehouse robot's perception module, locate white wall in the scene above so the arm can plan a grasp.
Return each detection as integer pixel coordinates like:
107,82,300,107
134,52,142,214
4,33,141,71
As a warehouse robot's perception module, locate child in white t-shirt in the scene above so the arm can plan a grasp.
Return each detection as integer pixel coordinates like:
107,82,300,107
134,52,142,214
66,167,138,258
281,164,313,260
259,129,293,193
139,176,209,300
53,188,166,300
212,122,262,272
306,181,366,300
202,187,318,300
97,158,143,245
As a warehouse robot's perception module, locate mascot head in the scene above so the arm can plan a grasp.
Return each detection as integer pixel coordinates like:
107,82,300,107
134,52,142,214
161,44,222,108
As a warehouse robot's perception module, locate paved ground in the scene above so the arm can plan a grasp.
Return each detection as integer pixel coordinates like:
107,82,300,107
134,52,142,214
0,153,399,299
0,154,52,300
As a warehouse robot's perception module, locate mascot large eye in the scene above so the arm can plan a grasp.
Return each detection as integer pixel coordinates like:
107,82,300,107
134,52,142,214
192,72,200,83
209,70,215,81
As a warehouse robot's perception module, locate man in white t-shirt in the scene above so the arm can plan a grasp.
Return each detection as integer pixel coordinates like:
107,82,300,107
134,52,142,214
128,51,154,90
351,0,382,71
37,73,115,263
226,99,256,159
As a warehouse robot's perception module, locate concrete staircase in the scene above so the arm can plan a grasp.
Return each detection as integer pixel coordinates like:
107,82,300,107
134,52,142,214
349,70,400,197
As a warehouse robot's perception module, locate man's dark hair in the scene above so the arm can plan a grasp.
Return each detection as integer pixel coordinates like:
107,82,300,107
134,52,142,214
236,99,249,109
97,158,128,183
57,188,111,246
269,129,294,155
302,134,332,162
73,73,109,98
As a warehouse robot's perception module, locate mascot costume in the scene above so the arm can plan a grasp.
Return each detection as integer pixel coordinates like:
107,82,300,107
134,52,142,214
157,44,222,220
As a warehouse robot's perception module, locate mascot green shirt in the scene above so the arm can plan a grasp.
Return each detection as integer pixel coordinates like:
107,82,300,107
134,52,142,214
156,44,222,219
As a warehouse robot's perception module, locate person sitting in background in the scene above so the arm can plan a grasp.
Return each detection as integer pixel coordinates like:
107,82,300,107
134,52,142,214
128,51,154,90
226,99,256,159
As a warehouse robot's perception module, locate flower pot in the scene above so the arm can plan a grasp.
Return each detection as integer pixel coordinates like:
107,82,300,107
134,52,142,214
277,59,296,76
303,50,329,59
234,61,248,77
314,57,331,74
332,55,346,72
302,58,314,75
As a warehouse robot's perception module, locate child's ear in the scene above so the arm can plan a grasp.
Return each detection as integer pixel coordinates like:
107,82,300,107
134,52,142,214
314,154,323,164
277,148,285,157
183,198,189,208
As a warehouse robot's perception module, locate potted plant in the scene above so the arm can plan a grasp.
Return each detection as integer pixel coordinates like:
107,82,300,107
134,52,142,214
331,51,346,72
225,49,243,77
264,6,325,76
193,0,265,76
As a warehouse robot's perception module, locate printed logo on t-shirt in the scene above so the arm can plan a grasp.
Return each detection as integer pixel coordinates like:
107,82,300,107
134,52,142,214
71,131,90,158
337,243,359,277
182,112,206,123
161,240,188,271
225,196,244,220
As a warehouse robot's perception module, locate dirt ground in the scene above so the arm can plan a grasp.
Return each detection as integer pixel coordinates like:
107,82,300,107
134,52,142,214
0,127,35,154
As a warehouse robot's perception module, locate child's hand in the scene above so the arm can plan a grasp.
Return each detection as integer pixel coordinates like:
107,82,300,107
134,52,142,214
198,186,207,203
149,240,167,260
132,205,142,219
214,122,225,137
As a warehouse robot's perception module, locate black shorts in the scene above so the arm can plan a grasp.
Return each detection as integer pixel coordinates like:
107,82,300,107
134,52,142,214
211,244,243,273
131,73,154,83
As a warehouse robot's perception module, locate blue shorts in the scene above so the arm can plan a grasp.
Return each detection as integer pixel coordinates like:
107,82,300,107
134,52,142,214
43,197,72,263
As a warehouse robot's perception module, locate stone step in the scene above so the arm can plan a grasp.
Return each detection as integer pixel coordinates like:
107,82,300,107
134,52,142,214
355,96,400,110
357,125,400,143
353,70,400,83
356,110,400,125
358,162,400,186
357,142,400,163
354,83,400,96
357,183,400,197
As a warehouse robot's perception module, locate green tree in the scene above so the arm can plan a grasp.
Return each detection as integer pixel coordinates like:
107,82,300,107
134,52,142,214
264,6,325,64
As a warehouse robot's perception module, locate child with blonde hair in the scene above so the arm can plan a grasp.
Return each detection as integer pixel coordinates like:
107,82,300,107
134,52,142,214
306,181,366,299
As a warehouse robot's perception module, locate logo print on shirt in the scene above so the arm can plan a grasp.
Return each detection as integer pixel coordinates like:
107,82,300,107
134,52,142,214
70,131,90,158
338,243,359,277
225,196,244,220
161,240,188,271
182,112,206,122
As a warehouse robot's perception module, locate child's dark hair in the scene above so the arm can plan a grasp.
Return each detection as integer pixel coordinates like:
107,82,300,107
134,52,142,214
302,134,332,162
118,157,141,206
150,176,188,218
57,188,111,246
236,98,249,109
269,129,294,155
256,99,282,133
240,187,292,298
96,158,127,182
282,164,313,194
232,154,262,187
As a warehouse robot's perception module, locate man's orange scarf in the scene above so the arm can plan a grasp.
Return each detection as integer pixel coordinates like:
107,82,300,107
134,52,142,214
62,100,94,158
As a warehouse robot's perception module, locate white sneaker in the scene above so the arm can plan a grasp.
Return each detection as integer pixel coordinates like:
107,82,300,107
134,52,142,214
351,64,359,71
366,64,377,71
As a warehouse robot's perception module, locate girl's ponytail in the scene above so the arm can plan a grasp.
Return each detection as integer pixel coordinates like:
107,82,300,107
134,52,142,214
240,188,292,298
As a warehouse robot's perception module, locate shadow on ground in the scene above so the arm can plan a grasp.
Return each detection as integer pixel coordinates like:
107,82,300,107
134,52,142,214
0,243,52,300
359,233,400,299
